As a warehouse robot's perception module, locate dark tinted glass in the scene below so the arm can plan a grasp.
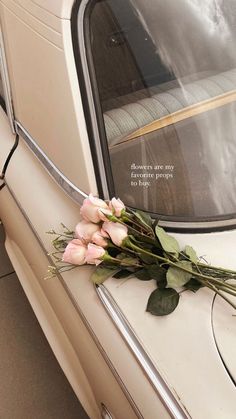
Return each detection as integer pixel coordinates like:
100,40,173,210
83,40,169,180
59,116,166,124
89,0,236,222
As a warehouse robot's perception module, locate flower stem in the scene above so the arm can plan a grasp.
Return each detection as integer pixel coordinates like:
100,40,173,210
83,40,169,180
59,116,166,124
126,238,236,293
206,282,236,311
198,262,236,277
195,277,236,297
104,253,142,268
123,211,154,237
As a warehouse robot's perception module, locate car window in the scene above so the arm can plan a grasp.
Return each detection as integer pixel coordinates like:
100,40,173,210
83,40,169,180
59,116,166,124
87,0,236,224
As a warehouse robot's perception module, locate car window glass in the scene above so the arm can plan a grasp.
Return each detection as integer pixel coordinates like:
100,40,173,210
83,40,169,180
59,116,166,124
89,0,236,222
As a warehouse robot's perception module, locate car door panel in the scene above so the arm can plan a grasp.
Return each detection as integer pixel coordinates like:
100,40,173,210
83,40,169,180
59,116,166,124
0,2,145,417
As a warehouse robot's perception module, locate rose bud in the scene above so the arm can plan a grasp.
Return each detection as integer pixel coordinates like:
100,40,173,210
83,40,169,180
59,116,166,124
92,230,109,248
75,220,100,243
80,194,109,223
62,239,87,265
109,197,125,217
85,243,106,265
102,221,128,247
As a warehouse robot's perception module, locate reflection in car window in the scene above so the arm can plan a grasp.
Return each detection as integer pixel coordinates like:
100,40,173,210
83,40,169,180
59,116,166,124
88,0,236,222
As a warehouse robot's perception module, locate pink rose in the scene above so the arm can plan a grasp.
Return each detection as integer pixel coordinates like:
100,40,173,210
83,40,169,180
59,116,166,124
102,221,128,246
92,229,109,248
85,243,106,265
62,239,86,265
80,194,109,223
109,197,125,217
75,220,100,243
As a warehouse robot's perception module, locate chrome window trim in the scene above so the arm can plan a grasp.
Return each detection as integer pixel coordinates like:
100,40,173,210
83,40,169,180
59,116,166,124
158,218,236,231
96,285,190,419
4,181,143,419
0,27,15,133
16,122,87,206
77,0,110,200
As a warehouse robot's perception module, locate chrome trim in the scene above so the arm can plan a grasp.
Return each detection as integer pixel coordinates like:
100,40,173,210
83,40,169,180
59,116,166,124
0,27,15,133
77,0,110,200
16,122,87,206
210,294,236,387
3,181,143,419
159,219,236,231
101,403,113,419
96,285,190,419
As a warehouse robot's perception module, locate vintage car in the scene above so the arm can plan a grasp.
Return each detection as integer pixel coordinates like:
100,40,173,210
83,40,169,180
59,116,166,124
0,0,235,418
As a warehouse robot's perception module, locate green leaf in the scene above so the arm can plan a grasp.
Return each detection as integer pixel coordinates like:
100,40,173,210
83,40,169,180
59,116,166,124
146,288,180,316
113,269,131,279
132,235,156,247
155,226,180,254
135,210,153,228
146,263,159,275
147,264,167,289
184,245,198,264
185,278,203,292
135,268,152,281
139,253,157,264
167,261,193,288
91,267,116,285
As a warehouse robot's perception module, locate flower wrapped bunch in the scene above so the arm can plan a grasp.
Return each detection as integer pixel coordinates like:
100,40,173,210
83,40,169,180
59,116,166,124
47,194,236,316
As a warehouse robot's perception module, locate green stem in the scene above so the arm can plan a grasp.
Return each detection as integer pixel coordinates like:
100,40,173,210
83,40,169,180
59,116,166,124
104,253,142,268
121,221,157,243
199,277,236,293
126,238,236,292
198,262,236,277
123,211,154,237
216,286,236,297
52,233,74,240
206,282,236,311
196,277,236,297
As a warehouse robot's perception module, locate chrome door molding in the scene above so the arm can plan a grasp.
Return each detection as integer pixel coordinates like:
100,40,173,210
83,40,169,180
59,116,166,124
0,27,15,133
96,285,190,419
101,403,114,419
15,121,88,206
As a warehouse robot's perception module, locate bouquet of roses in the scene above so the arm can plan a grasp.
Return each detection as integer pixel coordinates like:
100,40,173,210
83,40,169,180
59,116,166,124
47,194,236,316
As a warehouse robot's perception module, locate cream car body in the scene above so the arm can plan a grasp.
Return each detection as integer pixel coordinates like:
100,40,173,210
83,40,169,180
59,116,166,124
0,1,235,418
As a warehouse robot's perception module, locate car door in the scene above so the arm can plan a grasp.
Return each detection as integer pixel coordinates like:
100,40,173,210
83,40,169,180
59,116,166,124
0,2,150,419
